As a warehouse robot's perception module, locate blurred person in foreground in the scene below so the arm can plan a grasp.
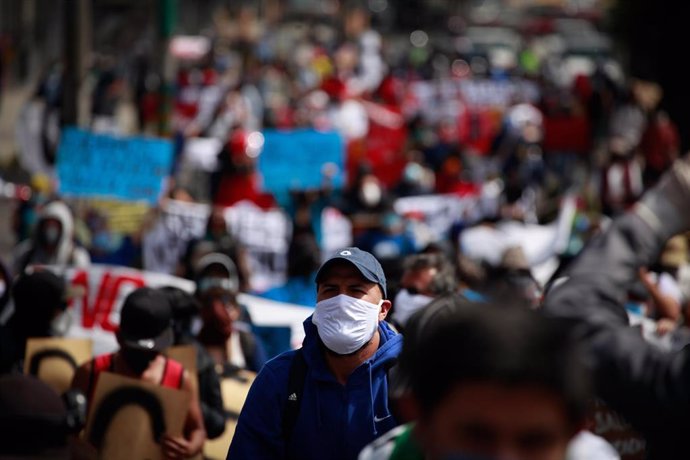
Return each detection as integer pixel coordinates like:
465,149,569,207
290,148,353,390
227,247,401,460
0,374,84,459
361,294,613,460
542,156,690,458
70,287,206,459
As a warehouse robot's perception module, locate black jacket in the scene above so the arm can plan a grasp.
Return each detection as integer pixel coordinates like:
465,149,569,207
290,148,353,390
543,199,690,459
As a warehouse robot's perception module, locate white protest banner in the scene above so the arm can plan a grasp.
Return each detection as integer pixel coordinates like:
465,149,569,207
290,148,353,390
43,265,311,358
458,194,577,285
459,78,540,108
394,193,480,243
41,265,194,356
142,199,211,274
224,201,292,292
408,78,540,122
320,207,352,261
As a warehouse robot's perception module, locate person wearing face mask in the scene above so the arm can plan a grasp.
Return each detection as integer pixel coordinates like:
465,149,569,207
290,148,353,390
70,287,206,459
194,253,266,374
227,247,402,460
12,200,91,276
390,252,458,332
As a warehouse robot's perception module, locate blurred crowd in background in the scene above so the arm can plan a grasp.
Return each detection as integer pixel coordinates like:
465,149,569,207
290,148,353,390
0,0,689,458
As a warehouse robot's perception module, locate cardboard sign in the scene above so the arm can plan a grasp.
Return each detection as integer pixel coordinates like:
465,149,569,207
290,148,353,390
84,372,190,460
24,337,93,394
165,345,199,397
56,127,174,204
203,370,257,460
165,345,197,374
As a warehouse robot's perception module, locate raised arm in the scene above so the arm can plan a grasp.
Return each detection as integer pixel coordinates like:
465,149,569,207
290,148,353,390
543,158,690,437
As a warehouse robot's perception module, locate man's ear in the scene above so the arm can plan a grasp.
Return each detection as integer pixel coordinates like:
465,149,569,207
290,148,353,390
378,299,392,321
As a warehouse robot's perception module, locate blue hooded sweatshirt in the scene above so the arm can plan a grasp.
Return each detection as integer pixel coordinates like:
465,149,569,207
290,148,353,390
227,315,402,460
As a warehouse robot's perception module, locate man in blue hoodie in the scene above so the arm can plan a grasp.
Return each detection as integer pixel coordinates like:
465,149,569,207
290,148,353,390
227,247,402,460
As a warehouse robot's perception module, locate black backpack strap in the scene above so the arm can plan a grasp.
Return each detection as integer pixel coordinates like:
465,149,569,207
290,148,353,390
238,329,257,370
282,348,307,449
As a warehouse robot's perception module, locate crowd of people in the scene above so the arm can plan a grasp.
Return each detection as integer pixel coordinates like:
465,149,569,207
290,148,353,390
2,2,690,459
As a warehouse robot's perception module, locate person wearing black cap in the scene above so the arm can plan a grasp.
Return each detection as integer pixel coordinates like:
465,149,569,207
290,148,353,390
227,247,402,460
70,286,206,459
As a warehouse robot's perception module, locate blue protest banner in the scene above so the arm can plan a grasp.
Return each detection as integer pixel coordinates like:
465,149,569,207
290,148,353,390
257,129,345,206
56,127,174,204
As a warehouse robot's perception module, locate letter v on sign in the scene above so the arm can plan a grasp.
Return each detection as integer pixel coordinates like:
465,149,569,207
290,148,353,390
70,270,146,331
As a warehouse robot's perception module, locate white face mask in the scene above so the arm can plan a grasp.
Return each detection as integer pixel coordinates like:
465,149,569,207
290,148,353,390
312,294,382,355
392,289,435,327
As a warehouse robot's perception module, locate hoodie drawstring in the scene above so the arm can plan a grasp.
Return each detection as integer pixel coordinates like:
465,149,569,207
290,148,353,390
368,361,377,436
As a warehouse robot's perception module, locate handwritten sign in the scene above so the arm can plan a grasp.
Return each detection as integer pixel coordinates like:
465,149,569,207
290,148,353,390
142,199,210,274
224,201,292,292
56,127,174,204
258,129,345,206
